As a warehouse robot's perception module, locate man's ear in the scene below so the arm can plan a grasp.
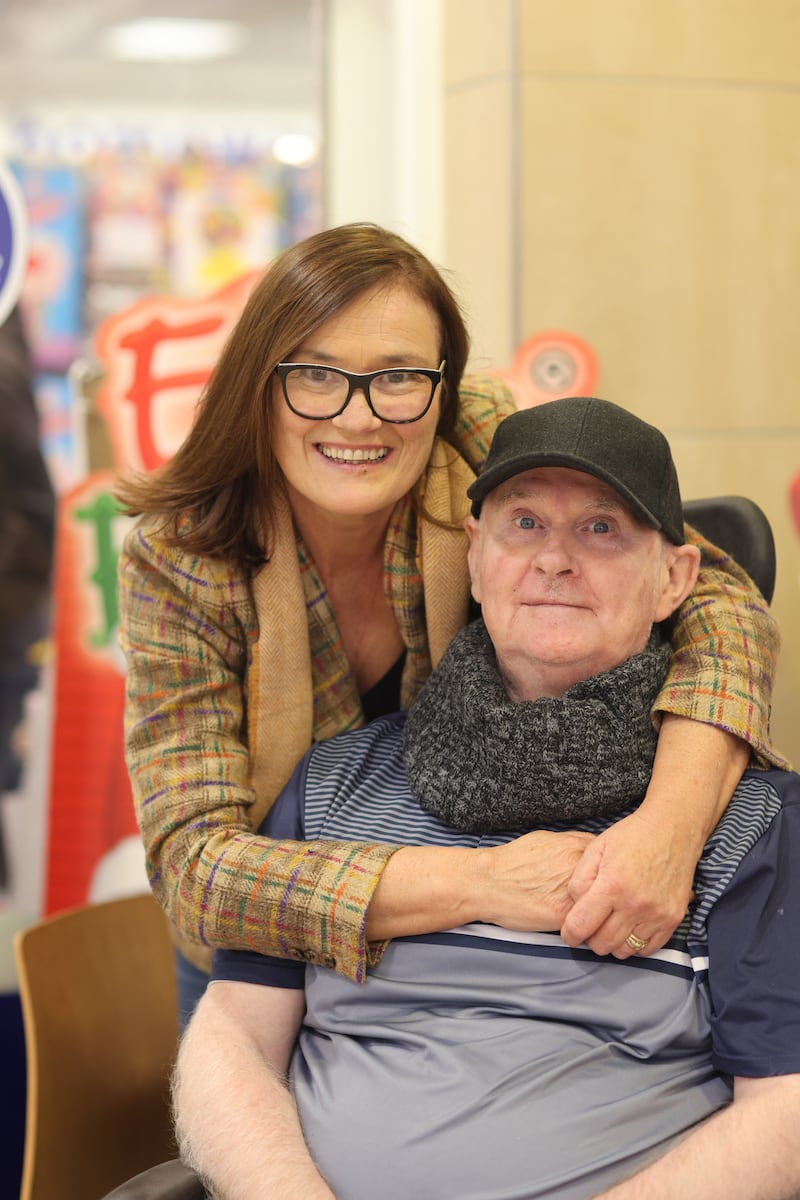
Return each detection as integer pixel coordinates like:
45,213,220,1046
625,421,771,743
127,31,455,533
653,543,702,622
464,514,482,604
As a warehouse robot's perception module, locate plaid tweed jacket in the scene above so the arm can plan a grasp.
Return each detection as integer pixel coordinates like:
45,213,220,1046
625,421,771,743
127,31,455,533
119,377,784,981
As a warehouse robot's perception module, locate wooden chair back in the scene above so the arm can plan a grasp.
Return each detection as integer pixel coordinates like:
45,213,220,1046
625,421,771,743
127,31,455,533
14,892,179,1200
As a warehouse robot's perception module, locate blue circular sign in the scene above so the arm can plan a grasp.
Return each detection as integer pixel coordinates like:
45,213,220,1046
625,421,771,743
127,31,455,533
0,161,28,328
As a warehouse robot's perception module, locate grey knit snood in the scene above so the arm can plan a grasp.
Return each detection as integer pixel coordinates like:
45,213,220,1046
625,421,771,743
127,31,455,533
403,619,672,832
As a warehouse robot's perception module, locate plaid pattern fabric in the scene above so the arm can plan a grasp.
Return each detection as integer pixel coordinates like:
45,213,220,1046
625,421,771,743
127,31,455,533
119,376,784,983
655,525,787,770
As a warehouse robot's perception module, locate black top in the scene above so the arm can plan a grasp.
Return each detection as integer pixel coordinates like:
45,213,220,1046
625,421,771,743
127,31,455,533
361,652,406,722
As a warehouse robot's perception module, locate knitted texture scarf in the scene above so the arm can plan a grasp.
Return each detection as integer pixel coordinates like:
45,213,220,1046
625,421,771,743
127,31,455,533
403,619,672,832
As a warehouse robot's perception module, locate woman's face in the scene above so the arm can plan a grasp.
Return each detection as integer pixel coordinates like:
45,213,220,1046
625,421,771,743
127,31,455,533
272,282,443,528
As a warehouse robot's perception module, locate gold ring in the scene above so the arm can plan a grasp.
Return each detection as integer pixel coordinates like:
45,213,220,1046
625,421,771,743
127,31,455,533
625,933,647,952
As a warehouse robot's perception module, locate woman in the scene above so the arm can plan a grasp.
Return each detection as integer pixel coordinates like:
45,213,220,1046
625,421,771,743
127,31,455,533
117,222,783,1022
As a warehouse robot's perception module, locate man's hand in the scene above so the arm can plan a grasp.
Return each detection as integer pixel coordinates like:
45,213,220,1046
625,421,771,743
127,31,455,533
367,832,592,942
477,830,595,930
560,808,695,957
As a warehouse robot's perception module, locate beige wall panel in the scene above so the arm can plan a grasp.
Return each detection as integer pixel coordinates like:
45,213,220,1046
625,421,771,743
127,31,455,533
519,77,800,428
670,431,800,765
519,0,800,84
441,0,800,762
444,0,514,86
445,81,516,371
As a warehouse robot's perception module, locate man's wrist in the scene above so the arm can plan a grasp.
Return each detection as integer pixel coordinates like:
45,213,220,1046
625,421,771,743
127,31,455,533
366,845,484,938
467,845,506,925
438,846,488,926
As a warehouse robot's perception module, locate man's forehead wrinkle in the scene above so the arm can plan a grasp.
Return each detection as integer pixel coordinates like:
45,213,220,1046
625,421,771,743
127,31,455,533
494,477,628,512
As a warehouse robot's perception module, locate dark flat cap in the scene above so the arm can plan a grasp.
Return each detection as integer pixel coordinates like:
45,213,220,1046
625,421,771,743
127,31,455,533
467,396,685,545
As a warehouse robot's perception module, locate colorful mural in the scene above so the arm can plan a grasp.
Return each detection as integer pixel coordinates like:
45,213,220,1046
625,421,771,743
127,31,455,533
44,273,258,912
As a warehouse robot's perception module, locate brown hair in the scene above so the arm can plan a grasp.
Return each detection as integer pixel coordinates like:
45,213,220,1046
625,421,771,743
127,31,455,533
116,222,470,568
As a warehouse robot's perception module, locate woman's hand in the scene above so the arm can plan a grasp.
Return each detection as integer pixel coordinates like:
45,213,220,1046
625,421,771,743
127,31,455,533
559,808,695,957
559,717,750,958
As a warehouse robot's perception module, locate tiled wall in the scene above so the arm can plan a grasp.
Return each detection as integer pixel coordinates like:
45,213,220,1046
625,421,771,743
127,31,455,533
444,0,800,763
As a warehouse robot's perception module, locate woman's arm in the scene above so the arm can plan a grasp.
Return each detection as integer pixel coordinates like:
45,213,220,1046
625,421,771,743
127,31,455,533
561,525,788,957
653,523,786,769
120,519,395,981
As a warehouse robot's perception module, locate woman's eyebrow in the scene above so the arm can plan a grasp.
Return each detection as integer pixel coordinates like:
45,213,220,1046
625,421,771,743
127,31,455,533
287,348,432,367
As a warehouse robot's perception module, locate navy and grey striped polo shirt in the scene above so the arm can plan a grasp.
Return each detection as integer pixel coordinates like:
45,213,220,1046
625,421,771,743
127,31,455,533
214,713,800,1200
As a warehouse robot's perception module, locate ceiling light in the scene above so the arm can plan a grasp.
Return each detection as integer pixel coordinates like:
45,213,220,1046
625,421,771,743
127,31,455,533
101,18,247,63
272,134,318,166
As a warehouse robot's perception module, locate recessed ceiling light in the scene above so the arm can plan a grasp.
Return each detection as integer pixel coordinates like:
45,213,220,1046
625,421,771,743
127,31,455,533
272,134,318,166
101,18,247,63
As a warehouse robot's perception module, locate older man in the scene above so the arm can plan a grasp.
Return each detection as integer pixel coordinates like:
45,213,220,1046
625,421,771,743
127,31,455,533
174,398,800,1200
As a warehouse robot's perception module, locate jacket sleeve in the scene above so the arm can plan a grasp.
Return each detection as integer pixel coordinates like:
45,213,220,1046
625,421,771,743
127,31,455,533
118,518,396,982
654,523,788,770
452,375,516,472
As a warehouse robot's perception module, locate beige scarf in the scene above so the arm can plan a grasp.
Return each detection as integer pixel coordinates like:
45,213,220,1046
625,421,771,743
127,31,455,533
247,438,476,829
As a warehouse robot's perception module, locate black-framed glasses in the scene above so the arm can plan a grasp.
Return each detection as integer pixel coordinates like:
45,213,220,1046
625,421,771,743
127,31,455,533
274,360,446,423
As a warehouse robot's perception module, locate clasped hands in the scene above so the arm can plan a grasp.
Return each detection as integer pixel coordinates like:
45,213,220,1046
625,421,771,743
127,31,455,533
480,808,695,959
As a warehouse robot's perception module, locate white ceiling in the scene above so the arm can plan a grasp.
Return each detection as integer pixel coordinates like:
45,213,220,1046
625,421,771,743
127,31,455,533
0,0,322,124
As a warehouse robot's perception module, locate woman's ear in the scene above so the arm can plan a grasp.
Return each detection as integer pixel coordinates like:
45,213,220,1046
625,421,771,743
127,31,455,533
653,543,702,623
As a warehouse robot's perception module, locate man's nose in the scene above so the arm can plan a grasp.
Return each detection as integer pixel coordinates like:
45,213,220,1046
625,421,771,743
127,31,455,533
331,387,381,431
532,530,575,576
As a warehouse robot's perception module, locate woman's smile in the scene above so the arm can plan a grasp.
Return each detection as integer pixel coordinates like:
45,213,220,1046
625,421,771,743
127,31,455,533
315,442,392,464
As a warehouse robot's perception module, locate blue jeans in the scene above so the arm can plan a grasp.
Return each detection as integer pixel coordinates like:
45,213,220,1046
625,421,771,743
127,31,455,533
174,949,211,1031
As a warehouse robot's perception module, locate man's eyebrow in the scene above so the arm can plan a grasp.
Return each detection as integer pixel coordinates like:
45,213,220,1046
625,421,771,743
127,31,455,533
498,483,543,504
581,496,626,513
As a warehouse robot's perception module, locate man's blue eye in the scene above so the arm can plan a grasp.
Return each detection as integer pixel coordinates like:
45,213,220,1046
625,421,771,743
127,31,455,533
517,516,536,529
590,520,611,533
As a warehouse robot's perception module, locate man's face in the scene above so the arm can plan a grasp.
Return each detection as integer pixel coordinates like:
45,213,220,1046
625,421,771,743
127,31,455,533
466,466,696,701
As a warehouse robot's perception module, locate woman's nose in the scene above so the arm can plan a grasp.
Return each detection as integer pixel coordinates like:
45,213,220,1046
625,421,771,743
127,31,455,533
331,388,382,431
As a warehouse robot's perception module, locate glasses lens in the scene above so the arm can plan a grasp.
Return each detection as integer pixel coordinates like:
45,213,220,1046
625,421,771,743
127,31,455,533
283,366,349,417
369,370,435,421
